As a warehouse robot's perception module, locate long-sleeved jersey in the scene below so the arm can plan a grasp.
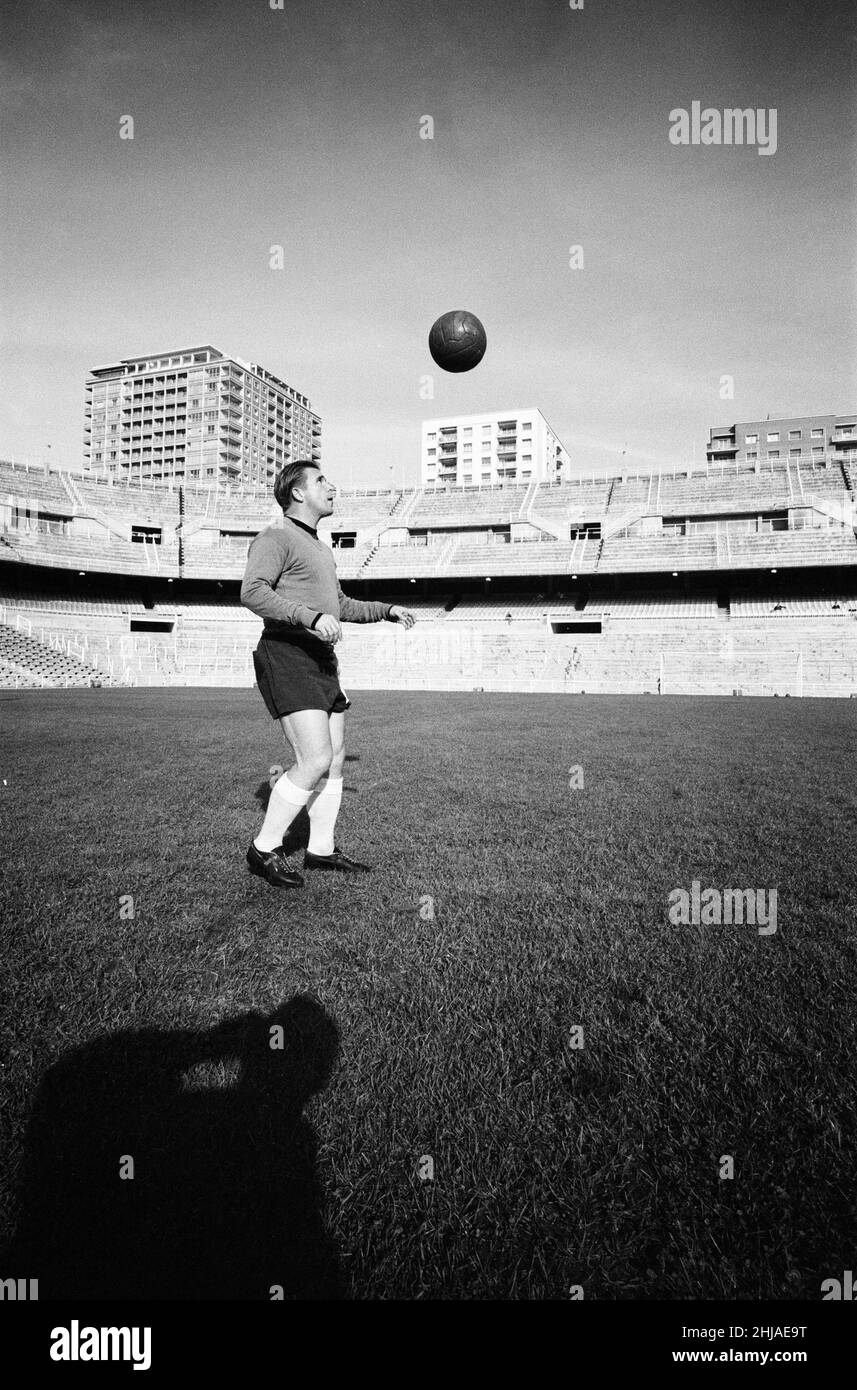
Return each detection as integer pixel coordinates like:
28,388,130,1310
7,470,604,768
240,516,393,635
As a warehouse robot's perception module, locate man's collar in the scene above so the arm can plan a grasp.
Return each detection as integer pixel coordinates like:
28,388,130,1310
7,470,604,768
285,514,318,538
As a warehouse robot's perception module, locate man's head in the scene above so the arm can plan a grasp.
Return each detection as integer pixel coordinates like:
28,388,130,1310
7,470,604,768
274,461,335,522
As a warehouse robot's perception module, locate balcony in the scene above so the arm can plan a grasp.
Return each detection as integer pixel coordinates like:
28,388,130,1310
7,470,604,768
833,428,857,444
708,439,737,452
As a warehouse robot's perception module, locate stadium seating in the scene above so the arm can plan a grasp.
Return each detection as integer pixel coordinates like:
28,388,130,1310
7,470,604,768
325,490,403,524
182,493,277,527
730,594,857,617
1,460,855,696
329,542,377,578
532,479,612,516
0,529,181,577
334,612,856,698
74,477,180,526
598,534,719,572
441,537,600,577
586,594,721,619
407,485,528,527
725,528,857,568
0,461,75,513
0,620,111,687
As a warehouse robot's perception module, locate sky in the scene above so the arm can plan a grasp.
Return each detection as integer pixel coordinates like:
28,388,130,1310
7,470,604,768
1,0,856,484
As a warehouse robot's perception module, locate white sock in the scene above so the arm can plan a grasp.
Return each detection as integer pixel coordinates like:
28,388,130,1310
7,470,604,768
254,773,314,853
307,776,343,856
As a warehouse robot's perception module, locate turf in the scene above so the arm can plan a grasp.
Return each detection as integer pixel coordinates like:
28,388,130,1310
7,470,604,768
1,688,855,1300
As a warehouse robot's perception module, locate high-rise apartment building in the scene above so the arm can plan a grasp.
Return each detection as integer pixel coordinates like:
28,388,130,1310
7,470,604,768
421,408,570,488
85,345,321,486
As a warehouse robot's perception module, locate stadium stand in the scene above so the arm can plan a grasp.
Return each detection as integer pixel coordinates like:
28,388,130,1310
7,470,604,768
74,476,181,525
407,485,528,526
0,459,854,695
0,529,180,577
0,460,75,513
0,619,111,688
598,534,719,572
532,479,613,515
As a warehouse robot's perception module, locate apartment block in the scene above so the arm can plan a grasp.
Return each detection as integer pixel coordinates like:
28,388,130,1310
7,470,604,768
421,409,570,488
85,345,321,487
707,414,857,467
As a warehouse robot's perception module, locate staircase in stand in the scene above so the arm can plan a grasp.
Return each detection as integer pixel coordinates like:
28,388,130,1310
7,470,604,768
60,473,86,512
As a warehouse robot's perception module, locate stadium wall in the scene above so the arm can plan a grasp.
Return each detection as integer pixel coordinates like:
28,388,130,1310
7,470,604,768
1,568,855,697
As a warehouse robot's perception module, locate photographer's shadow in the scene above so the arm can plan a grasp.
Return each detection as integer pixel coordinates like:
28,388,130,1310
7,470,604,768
5,995,344,1300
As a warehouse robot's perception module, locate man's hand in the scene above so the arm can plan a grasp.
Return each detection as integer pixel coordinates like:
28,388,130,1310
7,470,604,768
389,606,416,630
314,614,343,644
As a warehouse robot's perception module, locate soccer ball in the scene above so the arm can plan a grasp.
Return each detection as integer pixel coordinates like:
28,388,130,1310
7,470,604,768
428,310,487,373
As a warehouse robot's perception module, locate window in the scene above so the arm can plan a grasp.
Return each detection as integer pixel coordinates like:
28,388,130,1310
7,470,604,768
788,429,801,439
522,421,532,429
747,451,758,461
482,455,491,463
427,432,436,441
463,427,472,436
768,450,780,459
811,428,824,438
482,424,490,434
427,448,436,456
767,432,779,442
463,444,472,453
789,448,800,457
812,446,824,457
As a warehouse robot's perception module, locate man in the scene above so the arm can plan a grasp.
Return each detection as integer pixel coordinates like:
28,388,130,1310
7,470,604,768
240,460,415,888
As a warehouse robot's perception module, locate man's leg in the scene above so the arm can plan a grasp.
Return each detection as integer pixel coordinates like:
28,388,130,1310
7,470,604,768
253,708,333,852
305,711,345,856
303,711,370,872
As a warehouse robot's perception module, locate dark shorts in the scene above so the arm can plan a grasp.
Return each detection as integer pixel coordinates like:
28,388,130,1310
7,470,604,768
253,632,351,721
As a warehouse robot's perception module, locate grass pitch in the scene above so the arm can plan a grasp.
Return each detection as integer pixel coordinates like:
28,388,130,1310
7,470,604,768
1,688,856,1300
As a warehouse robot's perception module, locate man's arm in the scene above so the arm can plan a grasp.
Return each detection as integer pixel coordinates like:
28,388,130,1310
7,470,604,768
241,531,321,629
335,581,417,630
335,580,394,624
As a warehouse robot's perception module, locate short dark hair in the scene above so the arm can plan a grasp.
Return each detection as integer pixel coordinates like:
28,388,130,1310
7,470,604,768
274,460,319,512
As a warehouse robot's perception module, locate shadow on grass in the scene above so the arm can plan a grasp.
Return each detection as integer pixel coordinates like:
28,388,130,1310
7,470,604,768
3,995,344,1300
